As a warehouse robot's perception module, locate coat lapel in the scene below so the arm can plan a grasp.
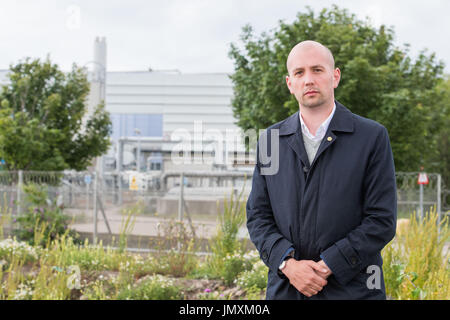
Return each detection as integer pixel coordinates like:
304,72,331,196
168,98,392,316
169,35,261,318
280,101,355,169
310,101,355,168
280,111,310,168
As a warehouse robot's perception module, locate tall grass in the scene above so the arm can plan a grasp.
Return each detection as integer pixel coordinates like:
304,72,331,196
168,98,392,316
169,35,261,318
118,208,137,253
0,213,11,241
0,192,12,240
152,219,198,277
206,186,247,279
382,206,449,299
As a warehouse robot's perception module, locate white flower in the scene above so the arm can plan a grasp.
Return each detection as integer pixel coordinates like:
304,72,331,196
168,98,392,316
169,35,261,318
0,238,39,260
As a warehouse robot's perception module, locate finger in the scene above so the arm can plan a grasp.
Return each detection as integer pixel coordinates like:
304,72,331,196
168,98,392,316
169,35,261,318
315,270,329,279
301,288,313,297
292,283,315,297
309,261,329,274
314,275,328,287
308,281,323,292
304,288,318,297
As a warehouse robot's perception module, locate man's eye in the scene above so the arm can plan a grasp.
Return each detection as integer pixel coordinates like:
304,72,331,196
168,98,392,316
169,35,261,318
314,69,322,72
296,71,303,75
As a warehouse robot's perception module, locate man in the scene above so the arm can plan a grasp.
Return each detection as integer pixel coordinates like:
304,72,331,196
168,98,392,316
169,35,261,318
246,40,397,299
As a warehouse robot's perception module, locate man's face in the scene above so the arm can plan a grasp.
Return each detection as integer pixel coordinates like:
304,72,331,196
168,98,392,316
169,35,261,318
286,45,340,109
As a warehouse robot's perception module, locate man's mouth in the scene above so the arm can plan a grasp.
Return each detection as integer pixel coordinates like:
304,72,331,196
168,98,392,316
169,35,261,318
304,90,319,96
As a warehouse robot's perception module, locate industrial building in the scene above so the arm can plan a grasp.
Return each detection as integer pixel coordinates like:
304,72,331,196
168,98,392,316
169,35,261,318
88,37,254,179
0,37,255,180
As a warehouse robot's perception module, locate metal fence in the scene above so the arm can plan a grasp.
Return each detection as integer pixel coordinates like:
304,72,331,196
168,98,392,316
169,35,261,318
0,170,447,251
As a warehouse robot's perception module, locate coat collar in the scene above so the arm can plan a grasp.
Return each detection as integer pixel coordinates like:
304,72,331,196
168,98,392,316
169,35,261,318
279,100,354,136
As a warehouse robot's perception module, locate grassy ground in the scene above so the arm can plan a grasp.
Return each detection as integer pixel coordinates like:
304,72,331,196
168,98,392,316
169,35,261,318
0,205,448,300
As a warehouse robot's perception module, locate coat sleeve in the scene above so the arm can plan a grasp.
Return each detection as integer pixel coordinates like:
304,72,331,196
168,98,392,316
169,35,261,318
320,125,397,286
246,140,294,277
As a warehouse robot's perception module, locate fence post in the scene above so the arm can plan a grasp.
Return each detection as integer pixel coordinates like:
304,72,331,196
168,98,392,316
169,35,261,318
419,183,424,221
118,172,122,206
437,174,442,235
86,174,89,217
177,172,184,251
93,171,98,245
16,170,23,216
178,172,184,222
117,139,123,206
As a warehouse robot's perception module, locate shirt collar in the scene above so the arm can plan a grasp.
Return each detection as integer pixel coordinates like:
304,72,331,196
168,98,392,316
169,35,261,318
299,102,336,141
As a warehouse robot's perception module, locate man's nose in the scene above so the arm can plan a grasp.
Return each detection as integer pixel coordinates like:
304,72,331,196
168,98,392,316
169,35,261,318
303,71,315,85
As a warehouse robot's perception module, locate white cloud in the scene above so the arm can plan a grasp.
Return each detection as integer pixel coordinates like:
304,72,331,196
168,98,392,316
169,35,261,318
0,0,448,73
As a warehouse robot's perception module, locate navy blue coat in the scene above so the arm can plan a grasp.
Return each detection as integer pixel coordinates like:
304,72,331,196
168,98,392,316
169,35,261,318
246,101,397,300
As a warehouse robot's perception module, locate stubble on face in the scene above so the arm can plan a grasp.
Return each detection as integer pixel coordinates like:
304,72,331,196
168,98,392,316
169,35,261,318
286,41,336,110
298,89,327,109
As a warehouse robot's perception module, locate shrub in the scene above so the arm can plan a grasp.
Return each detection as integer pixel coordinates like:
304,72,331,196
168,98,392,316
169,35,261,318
236,260,268,290
46,237,123,272
0,238,39,266
243,285,266,300
152,219,198,277
13,184,80,247
81,278,114,300
116,274,182,300
382,207,449,299
222,252,253,286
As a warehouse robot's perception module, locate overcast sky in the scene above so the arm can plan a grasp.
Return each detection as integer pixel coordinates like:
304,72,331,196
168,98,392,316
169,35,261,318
1,0,449,74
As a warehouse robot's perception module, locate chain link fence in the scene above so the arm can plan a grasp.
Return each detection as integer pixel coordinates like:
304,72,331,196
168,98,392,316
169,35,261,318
396,172,444,219
0,170,447,251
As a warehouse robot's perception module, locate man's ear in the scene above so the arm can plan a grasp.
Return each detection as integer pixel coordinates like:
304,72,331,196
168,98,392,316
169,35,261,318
333,68,341,89
286,75,293,94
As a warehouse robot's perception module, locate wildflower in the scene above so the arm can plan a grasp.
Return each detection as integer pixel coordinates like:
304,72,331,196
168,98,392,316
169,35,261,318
204,288,211,293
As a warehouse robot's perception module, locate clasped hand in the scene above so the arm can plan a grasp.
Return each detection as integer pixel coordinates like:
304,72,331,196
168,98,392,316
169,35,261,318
282,259,332,297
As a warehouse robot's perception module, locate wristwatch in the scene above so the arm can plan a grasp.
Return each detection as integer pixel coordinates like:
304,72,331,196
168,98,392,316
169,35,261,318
278,250,295,271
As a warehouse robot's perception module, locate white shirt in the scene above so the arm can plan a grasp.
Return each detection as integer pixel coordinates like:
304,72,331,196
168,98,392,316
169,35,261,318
299,103,336,142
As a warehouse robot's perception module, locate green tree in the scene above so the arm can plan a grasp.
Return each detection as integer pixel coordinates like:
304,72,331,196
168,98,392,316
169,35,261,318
429,77,450,188
0,57,111,171
228,5,447,178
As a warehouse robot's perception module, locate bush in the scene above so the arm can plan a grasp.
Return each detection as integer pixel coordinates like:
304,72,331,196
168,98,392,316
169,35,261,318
116,274,182,300
236,260,268,290
382,207,449,299
13,184,80,247
222,252,253,286
46,237,122,272
152,219,198,277
0,238,39,267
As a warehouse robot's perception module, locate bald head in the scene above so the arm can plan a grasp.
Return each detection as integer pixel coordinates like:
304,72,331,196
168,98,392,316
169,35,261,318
285,40,341,110
286,41,335,75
